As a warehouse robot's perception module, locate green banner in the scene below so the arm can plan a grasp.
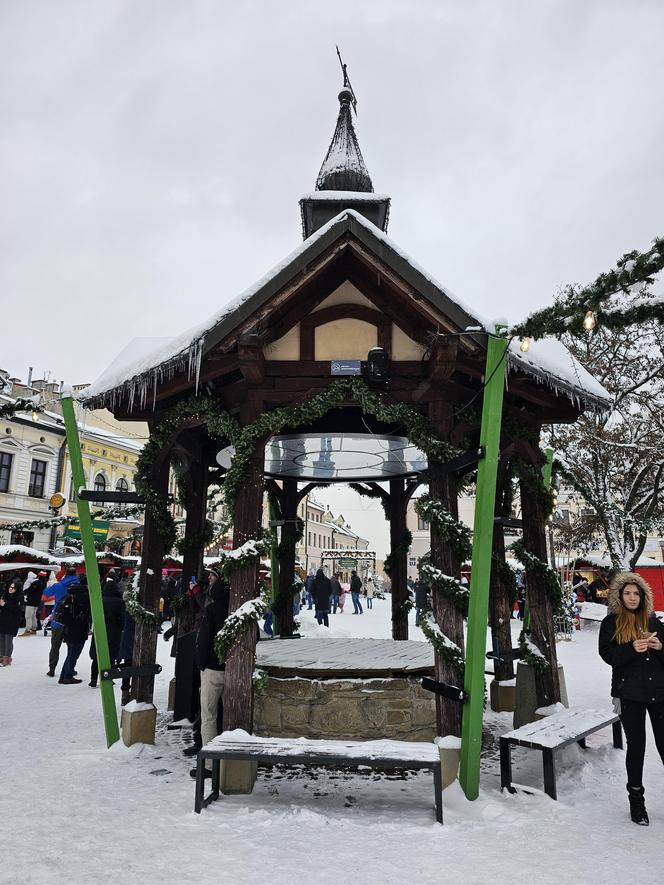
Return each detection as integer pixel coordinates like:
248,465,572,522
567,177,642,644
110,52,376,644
64,519,109,540
338,557,357,568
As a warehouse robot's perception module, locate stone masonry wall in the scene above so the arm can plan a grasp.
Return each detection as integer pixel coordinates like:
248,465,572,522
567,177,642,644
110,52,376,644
254,676,436,741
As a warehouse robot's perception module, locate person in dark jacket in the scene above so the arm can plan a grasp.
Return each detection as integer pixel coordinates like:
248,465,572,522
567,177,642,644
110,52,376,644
0,579,24,665
193,571,230,768
599,571,664,826
330,573,342,614
88,577,126,687
20,571,44,635
57,579,91,684
305,573,315,609
312,568,332,626
118,605,136,706
350,570,363,614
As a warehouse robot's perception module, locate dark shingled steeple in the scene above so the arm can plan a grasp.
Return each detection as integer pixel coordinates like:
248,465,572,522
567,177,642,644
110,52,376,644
300,77,390,240
315,86,374,193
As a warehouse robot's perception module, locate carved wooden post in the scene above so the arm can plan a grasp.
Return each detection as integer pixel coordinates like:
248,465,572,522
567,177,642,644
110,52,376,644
489,464,516,684
179,447,210,634
133,455,170,704
389,477,409,640
276,478,298,637
224,430,265,733
519,450,561,706
429,402,464,737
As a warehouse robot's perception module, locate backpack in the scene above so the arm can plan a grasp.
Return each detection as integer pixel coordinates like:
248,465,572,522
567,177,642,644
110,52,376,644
53,593,74,628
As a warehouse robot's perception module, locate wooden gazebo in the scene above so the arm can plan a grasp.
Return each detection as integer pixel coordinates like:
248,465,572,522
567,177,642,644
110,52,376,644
80,81,610,754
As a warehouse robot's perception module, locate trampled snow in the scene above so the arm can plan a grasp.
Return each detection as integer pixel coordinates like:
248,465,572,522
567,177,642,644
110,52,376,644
2,597,661,885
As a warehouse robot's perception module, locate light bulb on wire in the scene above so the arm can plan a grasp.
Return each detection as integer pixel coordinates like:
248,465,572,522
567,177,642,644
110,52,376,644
583,310,597,332
519,337,531,353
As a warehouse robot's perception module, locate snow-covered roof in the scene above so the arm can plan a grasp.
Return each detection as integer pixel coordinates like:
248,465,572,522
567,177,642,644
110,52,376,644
80,208,611,414
0,545,62,565
576,553,664,569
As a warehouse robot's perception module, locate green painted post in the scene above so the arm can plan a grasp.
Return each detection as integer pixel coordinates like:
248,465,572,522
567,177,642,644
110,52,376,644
459,333,508,800
61,393,120,747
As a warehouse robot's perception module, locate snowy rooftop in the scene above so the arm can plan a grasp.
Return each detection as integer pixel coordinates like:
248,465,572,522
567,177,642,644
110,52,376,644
79,209,611,414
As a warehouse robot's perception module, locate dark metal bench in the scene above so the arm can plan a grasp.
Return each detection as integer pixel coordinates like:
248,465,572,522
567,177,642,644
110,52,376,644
500,707,622,800
194,733,444,823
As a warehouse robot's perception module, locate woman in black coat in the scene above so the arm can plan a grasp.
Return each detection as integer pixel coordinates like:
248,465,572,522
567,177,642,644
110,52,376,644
0,579,24,665
599,572,664,826
312,568,332,627
88,579,126,687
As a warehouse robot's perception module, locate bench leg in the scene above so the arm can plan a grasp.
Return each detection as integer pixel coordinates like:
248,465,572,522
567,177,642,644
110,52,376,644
500,739,515,794
212,758,221,799
433,765,443,824
577,737,587,750
612,720,623,750
542,748,557,800
194,755,205,813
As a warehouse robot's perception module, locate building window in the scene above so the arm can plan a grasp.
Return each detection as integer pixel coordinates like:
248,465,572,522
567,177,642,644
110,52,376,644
0,452,12,492
308,531,312,546
417,517,430,531
28,459,47,497
94,473,106,493
116,477,129,493
11,529,34,546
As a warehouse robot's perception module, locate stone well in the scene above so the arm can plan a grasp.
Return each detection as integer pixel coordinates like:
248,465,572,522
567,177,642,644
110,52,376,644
253,638,436,741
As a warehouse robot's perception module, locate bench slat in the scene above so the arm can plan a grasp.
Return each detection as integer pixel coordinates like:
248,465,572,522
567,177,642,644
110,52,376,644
502,708,618,749
203,734,441,764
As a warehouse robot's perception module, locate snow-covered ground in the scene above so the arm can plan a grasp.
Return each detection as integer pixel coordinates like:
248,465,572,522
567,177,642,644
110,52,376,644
2,599,662,885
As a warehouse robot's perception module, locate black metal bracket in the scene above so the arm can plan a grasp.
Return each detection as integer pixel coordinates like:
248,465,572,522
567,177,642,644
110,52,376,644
493,516,523,530
101,663,163,680
419,447,485,482
78,490,145,504
420,676,467,703
485,649,522,663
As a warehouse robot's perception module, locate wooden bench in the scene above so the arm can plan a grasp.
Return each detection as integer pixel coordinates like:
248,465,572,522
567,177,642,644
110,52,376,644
500,707,623,800
194,732,444,823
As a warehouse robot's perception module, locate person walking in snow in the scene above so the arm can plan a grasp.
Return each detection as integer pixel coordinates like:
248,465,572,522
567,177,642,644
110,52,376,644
0,578,24,665
599,572,664,826
330,572,341,614
312,568,332,627
46,568,80,677
365,578,374,609
350,571,363,614
19,571,40,635
57,577,91,685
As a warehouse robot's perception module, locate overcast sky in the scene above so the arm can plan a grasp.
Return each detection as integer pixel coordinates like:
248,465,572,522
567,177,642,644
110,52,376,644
2,1,663,556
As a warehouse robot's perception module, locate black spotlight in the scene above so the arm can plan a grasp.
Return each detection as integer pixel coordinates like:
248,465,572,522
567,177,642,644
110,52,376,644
366,347,389,386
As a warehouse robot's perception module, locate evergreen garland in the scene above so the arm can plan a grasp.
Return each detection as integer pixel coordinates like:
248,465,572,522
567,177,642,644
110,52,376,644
518,629,550,672
383,529,412,577
349,482,391,520
415,496,472,562
419,611,466,676
123,586,161,628
213,581,271,664
511,237,664,340
0,398,43,419
510,538,562,613
417,553,470,615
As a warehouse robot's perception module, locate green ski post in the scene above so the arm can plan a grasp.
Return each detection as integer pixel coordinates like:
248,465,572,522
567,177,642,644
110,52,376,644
459,333,508,800
61,393,120,748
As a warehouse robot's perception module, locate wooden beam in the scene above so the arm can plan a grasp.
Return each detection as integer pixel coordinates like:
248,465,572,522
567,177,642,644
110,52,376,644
238,334,266,385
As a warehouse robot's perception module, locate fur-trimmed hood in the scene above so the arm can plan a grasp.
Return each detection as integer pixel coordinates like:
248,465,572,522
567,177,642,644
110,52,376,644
607,572,653,615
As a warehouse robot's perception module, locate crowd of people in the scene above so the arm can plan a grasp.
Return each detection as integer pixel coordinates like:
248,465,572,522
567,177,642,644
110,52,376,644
301,569,376,626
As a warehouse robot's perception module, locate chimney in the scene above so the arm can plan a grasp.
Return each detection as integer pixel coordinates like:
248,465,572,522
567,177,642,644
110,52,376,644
27,367,33,387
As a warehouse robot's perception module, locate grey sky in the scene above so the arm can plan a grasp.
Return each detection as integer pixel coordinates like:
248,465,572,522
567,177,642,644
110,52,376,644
2,0,663,386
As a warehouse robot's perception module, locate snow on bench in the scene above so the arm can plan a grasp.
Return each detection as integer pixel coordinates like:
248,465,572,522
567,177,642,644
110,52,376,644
194,729,443,823
500,707,622,800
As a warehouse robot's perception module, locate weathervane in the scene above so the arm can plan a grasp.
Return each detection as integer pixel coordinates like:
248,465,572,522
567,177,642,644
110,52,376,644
336,45,358,114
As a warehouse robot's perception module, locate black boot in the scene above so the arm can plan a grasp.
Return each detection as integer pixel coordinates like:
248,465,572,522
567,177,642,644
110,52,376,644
627,785,649,826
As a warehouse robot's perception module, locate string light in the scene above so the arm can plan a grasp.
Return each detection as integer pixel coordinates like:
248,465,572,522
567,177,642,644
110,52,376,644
583,310,597,331
519,337,531,353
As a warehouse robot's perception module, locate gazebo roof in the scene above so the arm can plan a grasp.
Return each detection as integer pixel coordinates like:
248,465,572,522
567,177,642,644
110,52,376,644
80,208,611,415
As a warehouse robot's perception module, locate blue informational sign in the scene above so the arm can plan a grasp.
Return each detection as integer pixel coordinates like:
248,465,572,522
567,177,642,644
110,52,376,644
330,360,362,376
